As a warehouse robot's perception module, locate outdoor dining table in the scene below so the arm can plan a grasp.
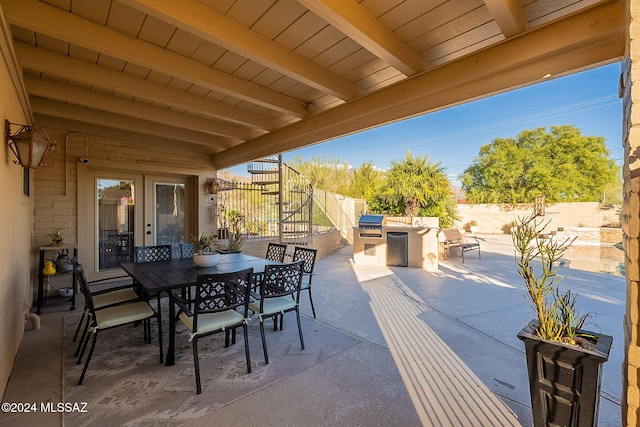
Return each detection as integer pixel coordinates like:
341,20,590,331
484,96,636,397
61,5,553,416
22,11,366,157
121,252,277,366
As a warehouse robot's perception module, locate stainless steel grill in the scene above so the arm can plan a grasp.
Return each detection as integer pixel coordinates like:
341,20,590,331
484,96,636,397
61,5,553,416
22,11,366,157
358,214,385,238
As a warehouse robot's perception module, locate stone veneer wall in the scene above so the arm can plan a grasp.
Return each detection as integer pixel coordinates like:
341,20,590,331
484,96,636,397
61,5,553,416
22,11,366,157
623,0,640,424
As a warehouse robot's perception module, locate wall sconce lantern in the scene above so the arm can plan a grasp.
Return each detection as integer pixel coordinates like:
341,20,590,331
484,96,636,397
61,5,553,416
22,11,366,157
206,177,219,194
5,119,57,168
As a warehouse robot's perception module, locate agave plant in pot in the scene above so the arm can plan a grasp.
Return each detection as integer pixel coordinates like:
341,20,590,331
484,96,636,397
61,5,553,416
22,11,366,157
191,232,220,267
513,212,612,427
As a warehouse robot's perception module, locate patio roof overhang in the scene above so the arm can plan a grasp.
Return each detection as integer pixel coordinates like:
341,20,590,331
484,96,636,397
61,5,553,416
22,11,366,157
0,0,626,170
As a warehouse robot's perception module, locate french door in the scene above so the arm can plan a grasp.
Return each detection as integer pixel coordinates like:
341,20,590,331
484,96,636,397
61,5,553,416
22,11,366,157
79,168,195,281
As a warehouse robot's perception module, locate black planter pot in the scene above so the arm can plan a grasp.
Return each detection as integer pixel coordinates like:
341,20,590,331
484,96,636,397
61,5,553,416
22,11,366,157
517,321,612,427
217,249,241,254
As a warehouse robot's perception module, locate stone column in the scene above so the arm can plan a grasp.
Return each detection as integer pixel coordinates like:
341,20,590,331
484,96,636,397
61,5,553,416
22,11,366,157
623,0,640,425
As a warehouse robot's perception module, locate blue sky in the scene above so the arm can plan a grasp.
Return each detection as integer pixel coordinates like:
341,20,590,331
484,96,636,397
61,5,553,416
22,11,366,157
226,62,623,186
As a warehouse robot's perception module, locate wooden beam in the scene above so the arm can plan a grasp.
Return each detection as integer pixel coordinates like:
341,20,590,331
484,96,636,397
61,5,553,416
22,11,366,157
34,114,218,155
119,0,361,100
14,42,283,131
30,97,236,148
23,74,261,141
211,0,625,168
2,0,309,117
483,0,527,38
297,0,423,76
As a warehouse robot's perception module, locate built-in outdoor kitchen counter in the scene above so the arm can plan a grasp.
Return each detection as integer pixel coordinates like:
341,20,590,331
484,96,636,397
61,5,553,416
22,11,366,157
352,215,440,271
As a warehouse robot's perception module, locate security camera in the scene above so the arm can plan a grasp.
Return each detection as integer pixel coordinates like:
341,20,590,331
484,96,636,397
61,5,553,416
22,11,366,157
79,157,89,164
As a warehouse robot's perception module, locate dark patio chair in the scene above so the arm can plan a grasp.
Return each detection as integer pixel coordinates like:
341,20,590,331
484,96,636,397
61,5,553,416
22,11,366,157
249,260,304,365
74,263,162,385
133,244,172,336
180,243,195,258
265,243,287,262
292,246,318,318
134,244,173,263
173,268,254,394
255,243,288,296
72,274,140,357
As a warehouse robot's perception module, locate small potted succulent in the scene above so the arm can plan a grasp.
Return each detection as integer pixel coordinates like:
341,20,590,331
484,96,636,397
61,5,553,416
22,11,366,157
191,232,219,267
513,212,612,427
49,227,64,246
219,209,245,253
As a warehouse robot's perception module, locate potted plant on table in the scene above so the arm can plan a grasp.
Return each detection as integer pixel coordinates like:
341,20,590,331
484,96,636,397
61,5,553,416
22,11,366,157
219,209,245,253
49,227,64,246
191,232,220,267
513,212,612,427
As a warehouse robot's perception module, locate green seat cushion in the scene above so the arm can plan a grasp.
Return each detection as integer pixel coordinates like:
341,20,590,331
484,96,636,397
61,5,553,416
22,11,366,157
249,296,296,316
94,301,154,330
179,310,244,337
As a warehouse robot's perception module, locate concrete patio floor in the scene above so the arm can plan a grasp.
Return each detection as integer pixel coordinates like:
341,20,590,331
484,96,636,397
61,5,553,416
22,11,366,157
1,234,624,426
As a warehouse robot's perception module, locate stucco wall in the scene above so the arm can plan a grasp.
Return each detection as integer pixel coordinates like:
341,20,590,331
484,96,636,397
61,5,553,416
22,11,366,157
0,26,35,394
455,202,622,234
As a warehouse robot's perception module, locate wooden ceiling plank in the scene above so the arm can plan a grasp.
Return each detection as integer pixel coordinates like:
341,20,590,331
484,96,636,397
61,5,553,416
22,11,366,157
23,74,261,141
211,0,624,168
296,0,423,76
14,42,283,130
118,0,360,100
483,0,527,37
30,96,235,148
2,0,308,117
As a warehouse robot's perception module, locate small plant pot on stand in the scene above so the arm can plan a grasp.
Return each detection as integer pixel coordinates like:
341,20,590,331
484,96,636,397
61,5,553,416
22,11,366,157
517,321,612,427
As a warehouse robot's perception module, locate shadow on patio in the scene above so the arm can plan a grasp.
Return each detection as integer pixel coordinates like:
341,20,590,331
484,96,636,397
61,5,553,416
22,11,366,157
1,235,623,426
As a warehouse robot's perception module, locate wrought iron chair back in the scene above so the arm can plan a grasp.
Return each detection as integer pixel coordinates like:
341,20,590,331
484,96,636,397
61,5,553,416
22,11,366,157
261,260,304,299
292,246,318,317
180,243,195,258
134,245,172,263
265,243,287,262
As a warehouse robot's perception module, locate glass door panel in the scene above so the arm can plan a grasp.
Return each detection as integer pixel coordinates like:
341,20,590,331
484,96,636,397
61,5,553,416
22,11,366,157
97,179,135,271
155,182,186,258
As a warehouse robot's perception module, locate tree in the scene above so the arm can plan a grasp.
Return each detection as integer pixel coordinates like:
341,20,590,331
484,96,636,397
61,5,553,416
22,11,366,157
369,151,456,227
288,155,350,193
460,125,620,203
348,161,384,198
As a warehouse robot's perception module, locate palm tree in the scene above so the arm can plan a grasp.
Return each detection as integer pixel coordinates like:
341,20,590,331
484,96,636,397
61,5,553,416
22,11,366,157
385,151,453,218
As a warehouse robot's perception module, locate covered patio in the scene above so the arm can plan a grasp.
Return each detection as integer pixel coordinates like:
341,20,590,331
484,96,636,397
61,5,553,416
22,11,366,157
0,0,639,425
2,235,625,425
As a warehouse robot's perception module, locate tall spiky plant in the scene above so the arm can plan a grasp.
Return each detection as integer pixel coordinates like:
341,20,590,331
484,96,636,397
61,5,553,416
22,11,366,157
512,212,588,343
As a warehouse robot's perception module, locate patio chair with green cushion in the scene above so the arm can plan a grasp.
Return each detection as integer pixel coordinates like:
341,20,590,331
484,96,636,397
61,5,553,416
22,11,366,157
292,246,318,318
249,260,305,365
173,268,254,394
72,274,140,357
74,263,163,385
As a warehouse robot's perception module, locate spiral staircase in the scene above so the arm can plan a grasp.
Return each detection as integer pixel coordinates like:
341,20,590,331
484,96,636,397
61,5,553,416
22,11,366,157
247,155,313,245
